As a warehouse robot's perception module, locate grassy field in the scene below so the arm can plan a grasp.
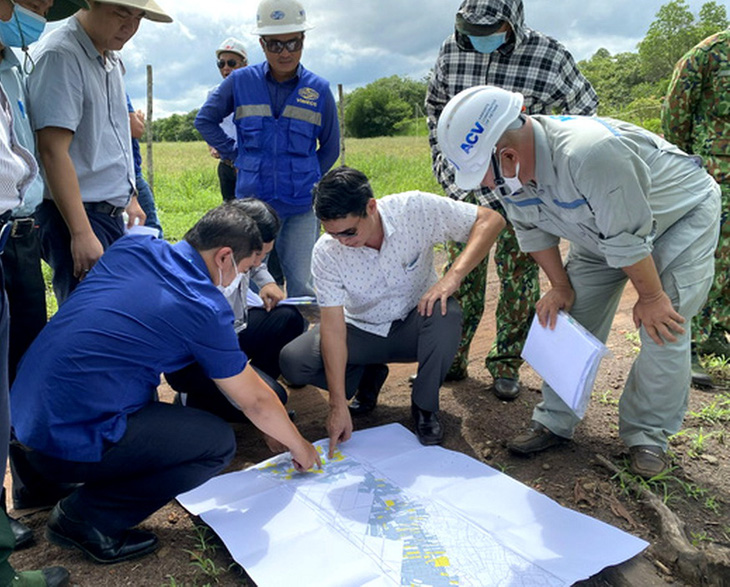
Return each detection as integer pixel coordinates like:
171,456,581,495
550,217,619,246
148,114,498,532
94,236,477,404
144,135,443,242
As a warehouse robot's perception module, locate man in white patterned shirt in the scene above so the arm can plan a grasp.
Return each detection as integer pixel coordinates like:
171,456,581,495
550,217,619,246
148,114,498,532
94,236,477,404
280,166,505,452
425,0,598,401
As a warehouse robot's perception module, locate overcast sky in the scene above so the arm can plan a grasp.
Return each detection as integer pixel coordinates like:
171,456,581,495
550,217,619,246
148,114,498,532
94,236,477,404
46,0,714,118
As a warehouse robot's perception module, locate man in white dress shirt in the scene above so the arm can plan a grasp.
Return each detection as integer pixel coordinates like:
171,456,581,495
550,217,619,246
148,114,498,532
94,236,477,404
280,166,505,452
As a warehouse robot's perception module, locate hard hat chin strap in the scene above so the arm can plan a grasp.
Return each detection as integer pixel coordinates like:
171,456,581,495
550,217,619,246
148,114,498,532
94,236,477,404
491,151,511,198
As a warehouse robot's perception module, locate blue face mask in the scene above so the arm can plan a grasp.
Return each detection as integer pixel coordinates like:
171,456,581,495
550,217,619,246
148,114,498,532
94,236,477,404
468,31,507,54
0,3,46,49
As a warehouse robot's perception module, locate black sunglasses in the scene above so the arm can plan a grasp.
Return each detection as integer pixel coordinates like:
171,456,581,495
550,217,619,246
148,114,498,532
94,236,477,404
217,58,244,69
262,37,303,54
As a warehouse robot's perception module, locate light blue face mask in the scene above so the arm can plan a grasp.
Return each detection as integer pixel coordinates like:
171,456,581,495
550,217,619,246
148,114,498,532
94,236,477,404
0,2,46,48
468,31,507,54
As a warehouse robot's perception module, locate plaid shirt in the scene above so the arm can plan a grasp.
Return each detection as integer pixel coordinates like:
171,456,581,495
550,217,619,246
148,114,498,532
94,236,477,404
426,1,598,206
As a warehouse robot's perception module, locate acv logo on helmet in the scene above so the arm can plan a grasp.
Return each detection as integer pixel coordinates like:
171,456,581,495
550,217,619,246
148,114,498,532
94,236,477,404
271,10,285,19
460,122,484,155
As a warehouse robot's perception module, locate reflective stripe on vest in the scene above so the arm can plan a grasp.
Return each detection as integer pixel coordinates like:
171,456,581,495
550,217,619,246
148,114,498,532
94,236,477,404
235,104,273,120
282,105,322,126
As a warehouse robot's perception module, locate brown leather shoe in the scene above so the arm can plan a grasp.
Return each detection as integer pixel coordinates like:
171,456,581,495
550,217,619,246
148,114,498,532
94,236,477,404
507,422,570,455
629,445,668,478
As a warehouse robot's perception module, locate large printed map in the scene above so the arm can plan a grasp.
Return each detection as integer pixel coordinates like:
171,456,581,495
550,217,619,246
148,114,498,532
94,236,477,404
178,424,647,586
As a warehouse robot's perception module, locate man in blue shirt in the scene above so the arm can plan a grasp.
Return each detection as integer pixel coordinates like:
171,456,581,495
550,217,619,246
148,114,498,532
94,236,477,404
195,0,340,298
127,94,162,237
10,203,321,564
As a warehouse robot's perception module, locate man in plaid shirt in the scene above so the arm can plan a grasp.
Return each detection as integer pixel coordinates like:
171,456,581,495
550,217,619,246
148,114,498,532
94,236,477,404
425,0,598,400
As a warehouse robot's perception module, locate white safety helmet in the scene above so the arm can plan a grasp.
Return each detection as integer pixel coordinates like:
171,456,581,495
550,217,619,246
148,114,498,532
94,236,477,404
437,85,524,191
216,38,248,63
253,0,312,35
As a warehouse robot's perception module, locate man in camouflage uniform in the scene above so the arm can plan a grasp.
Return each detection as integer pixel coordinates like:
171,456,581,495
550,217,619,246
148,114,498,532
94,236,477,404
425,0,597,400
662,28,730,388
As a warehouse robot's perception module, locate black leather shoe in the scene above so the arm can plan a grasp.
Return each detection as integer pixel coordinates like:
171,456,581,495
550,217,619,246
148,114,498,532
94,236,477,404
9,516,34,549
46,503,158,564
493,377,520,401
349,365,389,415
411,404,444,445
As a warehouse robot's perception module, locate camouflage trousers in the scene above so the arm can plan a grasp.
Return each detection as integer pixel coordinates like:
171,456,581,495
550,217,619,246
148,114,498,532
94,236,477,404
444,198,539,380
692,183,730,350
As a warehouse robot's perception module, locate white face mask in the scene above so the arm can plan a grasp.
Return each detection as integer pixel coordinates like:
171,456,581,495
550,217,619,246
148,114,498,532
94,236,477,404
502,161,523,195
217,255,244,297
217,255,248,332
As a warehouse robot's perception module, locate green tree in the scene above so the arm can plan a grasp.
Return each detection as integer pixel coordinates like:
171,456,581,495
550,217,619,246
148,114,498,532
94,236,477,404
579,49,644,114
151,109,202,142
638,0,727,83
344,76,427,138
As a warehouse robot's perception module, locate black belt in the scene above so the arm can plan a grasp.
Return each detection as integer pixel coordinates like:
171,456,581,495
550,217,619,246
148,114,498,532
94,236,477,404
83,201,126,217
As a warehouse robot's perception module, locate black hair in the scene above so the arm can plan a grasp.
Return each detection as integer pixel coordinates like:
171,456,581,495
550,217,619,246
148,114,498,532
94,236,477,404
184,202,263,259
312,166,374,221
229,198,281,243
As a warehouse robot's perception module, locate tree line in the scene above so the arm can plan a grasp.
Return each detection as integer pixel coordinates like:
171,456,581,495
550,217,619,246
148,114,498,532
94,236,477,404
149,0,727,142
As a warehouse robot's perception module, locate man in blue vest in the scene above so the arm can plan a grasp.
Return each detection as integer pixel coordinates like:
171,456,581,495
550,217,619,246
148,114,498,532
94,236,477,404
195,0,340,298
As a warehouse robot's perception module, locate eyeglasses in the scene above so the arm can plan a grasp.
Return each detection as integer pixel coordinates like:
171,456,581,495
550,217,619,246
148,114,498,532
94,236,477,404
329,216,363,239
261,37,303,54
217,58,244,69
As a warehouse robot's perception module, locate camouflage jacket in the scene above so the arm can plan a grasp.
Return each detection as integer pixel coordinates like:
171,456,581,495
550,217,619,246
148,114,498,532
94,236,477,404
662,29,730,185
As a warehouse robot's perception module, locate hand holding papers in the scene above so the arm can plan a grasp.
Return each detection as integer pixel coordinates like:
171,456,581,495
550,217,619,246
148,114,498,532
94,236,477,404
521,311,609,418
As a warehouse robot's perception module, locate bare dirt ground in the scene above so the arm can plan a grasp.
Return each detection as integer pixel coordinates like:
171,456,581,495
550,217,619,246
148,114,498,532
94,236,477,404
8,249,730,586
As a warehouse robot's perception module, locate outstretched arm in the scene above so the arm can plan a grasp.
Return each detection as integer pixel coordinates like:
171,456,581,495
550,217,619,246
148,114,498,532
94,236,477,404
215,365,321,471
319,306,354,458
418,207,505,316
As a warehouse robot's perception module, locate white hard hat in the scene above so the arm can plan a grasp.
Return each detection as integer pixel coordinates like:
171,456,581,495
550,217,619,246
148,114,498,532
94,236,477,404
437,86,524,191
216,38,248,62
253,0,312,35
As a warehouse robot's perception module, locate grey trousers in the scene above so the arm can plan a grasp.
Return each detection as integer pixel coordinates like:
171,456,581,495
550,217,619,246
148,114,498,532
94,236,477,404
534,195,720,449
279,298,462,412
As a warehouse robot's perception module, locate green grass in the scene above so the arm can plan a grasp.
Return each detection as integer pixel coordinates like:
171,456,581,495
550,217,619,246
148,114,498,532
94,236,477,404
144,136,443,243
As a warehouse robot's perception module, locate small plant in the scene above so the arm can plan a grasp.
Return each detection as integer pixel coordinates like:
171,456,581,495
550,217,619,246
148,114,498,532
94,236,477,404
623,331,641,353
597,389,619,406
689,395,730,424
690,530,711,547
674,478,708,501
704,496,721,515
184,524,233,585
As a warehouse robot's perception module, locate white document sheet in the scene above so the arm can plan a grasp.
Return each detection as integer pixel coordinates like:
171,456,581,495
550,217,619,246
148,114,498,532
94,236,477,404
521,311,609,417
178,424,647,586
246,290,316,308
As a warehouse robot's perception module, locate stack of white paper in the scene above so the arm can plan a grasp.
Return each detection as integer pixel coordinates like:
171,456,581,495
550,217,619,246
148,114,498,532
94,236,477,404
521,311,609,418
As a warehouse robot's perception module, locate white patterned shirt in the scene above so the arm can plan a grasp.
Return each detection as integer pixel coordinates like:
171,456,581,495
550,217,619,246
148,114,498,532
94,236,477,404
313,192,477,336
0,84,36,216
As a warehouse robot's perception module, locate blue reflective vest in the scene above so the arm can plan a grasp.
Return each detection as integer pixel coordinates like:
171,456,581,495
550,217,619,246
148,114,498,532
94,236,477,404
232,63,329,217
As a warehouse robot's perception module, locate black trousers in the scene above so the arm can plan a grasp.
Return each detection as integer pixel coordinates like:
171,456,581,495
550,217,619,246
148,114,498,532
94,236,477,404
165,305,304,422
0,220,47,384
217,161,237,202
20,402,235,536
